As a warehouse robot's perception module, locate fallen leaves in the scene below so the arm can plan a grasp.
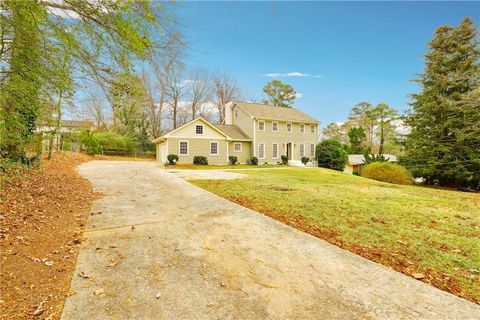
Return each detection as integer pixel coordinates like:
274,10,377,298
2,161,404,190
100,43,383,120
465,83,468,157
94,288,105,296
413,273,426,280
0,152,95,319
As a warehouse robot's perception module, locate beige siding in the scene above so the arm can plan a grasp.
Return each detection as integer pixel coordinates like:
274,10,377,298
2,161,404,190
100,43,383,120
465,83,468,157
228,141,251,164
168,119,226,139
167,137,228,165
232,105,254,142
255,121,318,163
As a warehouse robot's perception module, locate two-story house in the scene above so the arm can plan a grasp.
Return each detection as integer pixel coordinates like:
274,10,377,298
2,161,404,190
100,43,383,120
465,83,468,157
153,101,319,165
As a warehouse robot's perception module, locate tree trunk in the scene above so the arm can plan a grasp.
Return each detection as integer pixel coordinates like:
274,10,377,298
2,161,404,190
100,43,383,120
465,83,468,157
379,124,384,155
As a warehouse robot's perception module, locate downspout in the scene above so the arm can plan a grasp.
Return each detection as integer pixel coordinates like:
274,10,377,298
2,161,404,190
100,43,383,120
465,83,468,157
253,118,256,157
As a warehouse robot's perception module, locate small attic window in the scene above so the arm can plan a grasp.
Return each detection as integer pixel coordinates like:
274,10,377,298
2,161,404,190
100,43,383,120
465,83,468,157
195,125,203,135
234,109,238,118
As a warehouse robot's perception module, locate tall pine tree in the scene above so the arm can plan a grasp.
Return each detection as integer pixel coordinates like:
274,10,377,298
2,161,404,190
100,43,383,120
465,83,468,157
402,17,480,189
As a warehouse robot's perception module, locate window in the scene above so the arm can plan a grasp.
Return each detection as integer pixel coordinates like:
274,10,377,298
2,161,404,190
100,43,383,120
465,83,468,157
234,109,238,118
195,125,203,135
311,144,315,157
272,143,279,159
210,142,219,155
300,124,305,133
311,125,315,133
272,122,278,132
286,123,292,132
300,144,305,157
179,141,188,155
258,143,265,159
234,142,242,152
258,121,265,131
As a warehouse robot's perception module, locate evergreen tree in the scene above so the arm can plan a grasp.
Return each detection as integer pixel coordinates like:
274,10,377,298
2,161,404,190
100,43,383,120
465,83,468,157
347,127,367,154
369,103,398,155
262,80,296,108
402,17,480,189
316,139,348,171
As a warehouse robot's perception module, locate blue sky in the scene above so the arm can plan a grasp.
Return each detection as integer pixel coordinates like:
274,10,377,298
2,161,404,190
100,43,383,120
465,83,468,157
171,1,479,127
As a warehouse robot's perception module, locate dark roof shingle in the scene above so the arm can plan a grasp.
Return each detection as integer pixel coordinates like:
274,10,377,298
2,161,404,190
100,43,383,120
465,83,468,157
213,124,251,140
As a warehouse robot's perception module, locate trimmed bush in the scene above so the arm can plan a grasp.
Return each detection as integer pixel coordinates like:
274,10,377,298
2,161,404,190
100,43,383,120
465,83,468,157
228,156,238,165
193,156,208,165
281,155,288,165
316,139,348,171
361,162,413,185
167,154,179,165
248,156,258,165
301,156,310,165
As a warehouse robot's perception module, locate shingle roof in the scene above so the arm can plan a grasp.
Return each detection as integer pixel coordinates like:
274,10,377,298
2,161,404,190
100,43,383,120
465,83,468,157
348,154,398,165
213,124,251,140
234,101,318,123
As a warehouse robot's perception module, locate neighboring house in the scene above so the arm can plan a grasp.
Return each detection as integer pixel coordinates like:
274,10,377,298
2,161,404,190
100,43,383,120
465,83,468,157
153,101,319,165
36,120,94,152
344,154,398,175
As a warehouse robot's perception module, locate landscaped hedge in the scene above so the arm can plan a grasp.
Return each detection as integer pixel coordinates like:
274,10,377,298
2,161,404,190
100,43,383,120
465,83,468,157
167,154,179,165
248,156,258,165
228,156,238,165
193,156,208,165
361,162,413,185
95,131,135,152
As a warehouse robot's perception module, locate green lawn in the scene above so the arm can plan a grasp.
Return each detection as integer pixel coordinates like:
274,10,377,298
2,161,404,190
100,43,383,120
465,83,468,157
165,164,284,170
191,167,480,303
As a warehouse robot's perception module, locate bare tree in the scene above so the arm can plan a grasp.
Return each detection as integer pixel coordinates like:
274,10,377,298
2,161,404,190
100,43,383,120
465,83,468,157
186,68,212,120
212,72,239,124
165,62,186,129
85,90,108,130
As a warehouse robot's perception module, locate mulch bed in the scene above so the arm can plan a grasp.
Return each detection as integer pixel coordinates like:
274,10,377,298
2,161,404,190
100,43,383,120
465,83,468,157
0,153,95,319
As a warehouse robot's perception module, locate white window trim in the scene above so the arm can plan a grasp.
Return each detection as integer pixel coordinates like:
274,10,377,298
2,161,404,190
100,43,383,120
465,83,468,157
234,142,242,153
286,122,292,133
310,125,315,133
272,143,279,159
179,140,189,155
300,143,305,157
258,143,265,159
210,141,219,156
195,124,204,135
272,122,278,132
258,120,265,131
310,143,315,157
300,124,305,133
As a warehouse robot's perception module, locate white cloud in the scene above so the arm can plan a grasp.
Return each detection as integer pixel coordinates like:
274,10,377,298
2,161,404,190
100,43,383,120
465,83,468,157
295,92,303,98
263,71,322,78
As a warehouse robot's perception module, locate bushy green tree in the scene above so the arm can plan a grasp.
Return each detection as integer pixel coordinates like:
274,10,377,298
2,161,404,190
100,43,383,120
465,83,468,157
0,0,172,161
347,127,367,154
316,139,348,171
402,17,480,189
262,80,296,108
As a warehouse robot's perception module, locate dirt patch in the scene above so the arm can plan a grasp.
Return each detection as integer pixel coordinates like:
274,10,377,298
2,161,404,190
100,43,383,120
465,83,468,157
0,152,95,319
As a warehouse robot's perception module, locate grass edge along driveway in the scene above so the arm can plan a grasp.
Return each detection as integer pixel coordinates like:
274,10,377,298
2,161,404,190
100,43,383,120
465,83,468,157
191,167,480,304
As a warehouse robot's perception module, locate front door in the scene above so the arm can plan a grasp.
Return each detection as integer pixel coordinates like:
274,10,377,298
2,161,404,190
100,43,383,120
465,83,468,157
286,143,292,160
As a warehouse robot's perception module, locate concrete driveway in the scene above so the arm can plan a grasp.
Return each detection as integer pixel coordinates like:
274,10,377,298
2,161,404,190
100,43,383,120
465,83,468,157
62,161,480,319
